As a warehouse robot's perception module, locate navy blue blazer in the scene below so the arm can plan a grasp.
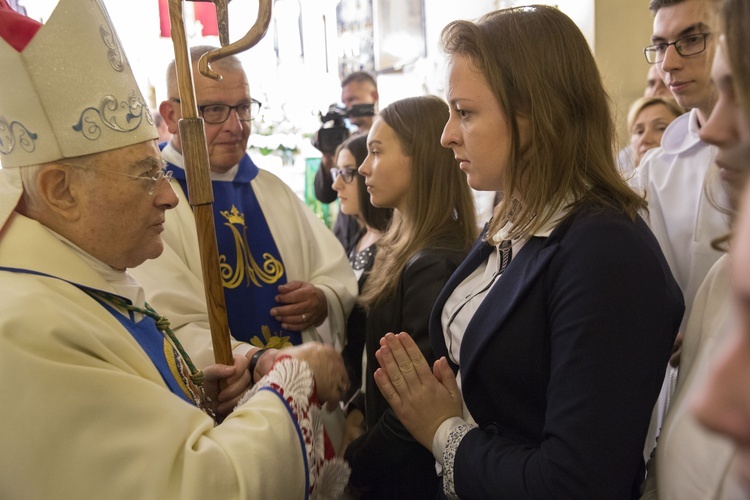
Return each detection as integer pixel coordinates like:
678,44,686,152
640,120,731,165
431,204,684,499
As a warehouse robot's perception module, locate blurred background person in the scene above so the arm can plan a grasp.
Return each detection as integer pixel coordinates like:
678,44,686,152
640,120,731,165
314,72,380,251
646,63,672,98
618,65,675,174
628,96,685,168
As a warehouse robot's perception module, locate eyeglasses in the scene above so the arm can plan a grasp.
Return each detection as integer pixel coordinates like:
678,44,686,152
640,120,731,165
331,167,357,184
60,163,173,196
170,98,262,124
643,33,711,64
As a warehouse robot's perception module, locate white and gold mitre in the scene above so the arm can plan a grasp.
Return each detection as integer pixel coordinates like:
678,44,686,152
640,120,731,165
0,0,157,169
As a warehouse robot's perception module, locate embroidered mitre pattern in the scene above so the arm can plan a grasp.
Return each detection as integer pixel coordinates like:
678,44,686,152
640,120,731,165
0,0,157,168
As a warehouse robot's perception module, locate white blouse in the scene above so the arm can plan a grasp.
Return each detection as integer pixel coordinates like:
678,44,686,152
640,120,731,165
432,209,566,468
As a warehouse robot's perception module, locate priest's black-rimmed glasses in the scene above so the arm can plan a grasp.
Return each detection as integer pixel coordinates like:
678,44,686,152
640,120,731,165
170,98,262,124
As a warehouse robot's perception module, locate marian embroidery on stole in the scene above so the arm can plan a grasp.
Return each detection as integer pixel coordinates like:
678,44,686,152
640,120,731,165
219,204,284,289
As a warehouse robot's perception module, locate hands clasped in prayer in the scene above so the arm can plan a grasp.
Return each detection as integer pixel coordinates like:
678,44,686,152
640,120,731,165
374,332,463,449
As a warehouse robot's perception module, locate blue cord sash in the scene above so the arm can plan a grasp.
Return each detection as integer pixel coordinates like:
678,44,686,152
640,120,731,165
0,266,198,406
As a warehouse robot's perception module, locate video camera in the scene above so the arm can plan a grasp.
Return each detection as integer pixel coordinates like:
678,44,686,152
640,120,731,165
312,103,375,154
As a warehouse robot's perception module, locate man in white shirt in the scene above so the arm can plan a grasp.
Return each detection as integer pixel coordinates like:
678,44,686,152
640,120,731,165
630,0,727,461
633,0,726,329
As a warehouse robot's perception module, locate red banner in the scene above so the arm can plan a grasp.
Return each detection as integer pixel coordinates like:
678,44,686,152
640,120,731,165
159,0,219,38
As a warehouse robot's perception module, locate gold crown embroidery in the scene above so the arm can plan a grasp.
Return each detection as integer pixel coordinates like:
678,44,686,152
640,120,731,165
220,205,245,225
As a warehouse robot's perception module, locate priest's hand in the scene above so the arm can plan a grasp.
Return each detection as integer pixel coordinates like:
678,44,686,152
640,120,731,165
271,281,328,331
374,332,463,449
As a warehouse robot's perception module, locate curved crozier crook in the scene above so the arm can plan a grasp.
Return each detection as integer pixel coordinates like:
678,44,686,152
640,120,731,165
196,0,273,81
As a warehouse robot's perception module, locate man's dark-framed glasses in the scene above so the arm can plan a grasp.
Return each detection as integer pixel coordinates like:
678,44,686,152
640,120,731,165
643,33,711,64
331,167,357,184
171,98,262,124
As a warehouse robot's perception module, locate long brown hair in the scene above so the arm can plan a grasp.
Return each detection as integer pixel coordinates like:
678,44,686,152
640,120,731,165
358,96,476,309
441,5,646,242
723,0,750,119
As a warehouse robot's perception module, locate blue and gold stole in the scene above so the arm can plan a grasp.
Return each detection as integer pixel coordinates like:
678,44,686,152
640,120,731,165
166,153,300,347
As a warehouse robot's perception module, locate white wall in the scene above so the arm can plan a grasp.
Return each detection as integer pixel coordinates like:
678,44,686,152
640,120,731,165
21,0,654,155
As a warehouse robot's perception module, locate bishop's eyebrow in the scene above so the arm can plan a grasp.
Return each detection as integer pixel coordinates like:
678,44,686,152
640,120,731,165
129,156,165,173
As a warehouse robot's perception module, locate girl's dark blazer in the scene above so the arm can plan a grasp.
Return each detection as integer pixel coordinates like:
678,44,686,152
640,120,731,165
346,235,468,500
430,204,684,499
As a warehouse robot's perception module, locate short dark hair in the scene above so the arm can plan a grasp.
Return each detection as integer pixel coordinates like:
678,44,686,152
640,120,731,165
336,135,392,232
649,0,685,14
341,71,377,90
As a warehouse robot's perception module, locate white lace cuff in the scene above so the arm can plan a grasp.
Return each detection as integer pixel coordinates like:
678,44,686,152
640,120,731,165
432,416,468,465
443,422,477,500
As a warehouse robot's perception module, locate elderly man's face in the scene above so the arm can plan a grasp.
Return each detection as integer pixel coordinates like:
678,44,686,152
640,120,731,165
193,67,252,174
75,140,178,270
165,66,252,174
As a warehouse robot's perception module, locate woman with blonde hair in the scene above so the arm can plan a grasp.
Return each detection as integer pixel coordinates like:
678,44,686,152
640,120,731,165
628,96,684,167
343,95,476,498
373,6,683,498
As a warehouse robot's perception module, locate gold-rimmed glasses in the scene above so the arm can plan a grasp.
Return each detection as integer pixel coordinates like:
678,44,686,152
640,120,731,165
59,162,173,196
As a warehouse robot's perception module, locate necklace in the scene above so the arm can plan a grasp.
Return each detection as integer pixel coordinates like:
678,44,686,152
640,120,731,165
349,245,375,271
